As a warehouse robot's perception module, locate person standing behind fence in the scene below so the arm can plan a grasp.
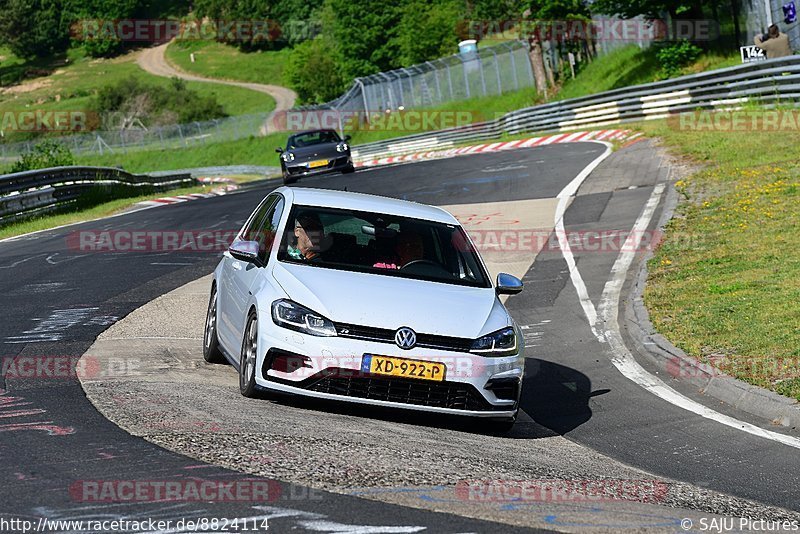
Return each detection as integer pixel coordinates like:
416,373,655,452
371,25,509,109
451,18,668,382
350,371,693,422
754,24,792,59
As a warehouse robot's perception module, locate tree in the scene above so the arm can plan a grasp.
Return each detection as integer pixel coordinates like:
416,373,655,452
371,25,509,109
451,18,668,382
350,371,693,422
285,38,345,104
193,0,324,50
65,0,142,57
0,0,70,59
393,0,465,65
327,0,402,79
522,0,592,92
592,0,709,26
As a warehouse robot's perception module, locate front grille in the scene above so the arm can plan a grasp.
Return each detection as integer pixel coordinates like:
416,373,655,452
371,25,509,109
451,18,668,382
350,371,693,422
298,369,502,411
334,323,473,352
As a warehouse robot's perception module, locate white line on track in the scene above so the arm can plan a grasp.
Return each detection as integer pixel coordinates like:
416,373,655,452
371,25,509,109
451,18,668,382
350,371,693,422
554,142,613,341
557,155,800,450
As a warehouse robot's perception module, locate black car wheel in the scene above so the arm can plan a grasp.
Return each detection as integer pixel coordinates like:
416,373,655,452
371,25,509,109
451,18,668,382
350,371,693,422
282,172,296,185
239,312,259,397
342,163,355,174
203,286,225,364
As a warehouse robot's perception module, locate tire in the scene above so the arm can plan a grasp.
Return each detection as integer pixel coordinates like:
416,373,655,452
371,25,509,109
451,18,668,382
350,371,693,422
282,172,296,185
203,286,225,364
342,163,355,174
239,312,259,397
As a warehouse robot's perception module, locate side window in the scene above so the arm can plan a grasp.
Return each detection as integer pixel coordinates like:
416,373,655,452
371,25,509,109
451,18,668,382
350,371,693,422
255,196,285,264
241,196,278,242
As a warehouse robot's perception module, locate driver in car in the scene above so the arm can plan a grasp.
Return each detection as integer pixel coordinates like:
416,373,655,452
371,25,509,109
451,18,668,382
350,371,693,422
373,232,424,269
288,213,325,261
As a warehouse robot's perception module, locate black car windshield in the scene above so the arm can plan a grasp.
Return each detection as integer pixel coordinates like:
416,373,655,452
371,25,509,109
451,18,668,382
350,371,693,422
278,205,491,288
287,131,340,149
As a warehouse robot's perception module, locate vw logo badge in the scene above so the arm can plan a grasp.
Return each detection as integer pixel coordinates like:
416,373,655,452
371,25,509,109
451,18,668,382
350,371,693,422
395,327,417,350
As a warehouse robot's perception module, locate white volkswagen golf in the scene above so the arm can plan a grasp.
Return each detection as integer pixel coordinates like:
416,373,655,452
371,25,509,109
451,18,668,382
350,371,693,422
204,187,525,429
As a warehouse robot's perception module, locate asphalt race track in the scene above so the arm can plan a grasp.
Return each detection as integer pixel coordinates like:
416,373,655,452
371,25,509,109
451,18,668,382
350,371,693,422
1,142,798,532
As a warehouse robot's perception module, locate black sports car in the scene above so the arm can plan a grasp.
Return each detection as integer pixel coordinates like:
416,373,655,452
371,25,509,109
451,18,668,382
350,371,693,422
276,129,355,184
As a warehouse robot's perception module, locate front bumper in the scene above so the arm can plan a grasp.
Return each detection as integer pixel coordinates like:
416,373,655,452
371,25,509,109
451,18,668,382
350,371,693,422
255,324,523,418
284,155,352,177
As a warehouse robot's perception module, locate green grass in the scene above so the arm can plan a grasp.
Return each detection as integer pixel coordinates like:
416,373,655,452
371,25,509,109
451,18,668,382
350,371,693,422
638,115,800,401
557,45,739,101
76,134,288,172
166,40,291,87
0,46,275,127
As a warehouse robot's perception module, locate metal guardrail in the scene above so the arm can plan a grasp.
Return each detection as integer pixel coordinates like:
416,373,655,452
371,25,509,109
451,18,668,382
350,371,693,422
351,55,800,161
0,166,193,223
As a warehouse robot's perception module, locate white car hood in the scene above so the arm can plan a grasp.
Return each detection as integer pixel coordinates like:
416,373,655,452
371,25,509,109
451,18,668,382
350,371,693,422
271,262,508,338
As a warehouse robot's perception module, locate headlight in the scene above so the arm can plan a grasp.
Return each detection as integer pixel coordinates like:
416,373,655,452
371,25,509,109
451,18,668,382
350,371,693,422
271,299,336,337
336,142,349,153
281,152,295,162
470,327,518,356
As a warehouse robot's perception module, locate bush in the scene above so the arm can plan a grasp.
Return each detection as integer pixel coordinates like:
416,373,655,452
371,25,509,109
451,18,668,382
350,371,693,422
286,39,346,104
11,140,75,173
657,40,702,78
91,76,227,126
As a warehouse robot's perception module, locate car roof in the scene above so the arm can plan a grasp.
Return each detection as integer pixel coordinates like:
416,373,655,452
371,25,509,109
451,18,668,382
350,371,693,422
277,187,459,225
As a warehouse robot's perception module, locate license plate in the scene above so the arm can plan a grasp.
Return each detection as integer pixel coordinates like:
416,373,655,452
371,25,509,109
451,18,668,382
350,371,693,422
308,159,328,168
361,354,446,382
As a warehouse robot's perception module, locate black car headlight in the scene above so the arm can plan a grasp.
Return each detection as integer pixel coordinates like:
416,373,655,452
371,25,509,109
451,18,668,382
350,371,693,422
271,299,336,337
281,152,295,162
470,327,518,356
336,142,349,153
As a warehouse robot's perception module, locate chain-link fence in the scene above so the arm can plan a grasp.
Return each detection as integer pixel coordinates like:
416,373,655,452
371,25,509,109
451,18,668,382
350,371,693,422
298,41,535,114
0,112,273,162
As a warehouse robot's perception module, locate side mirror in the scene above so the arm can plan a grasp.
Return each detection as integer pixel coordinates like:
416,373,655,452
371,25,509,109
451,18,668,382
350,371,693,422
344,135,352,142
496,273,523,295
229,240,262,266
275,147,283,153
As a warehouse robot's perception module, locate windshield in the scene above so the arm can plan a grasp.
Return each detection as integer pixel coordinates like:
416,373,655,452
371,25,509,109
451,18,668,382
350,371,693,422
286,130,340,149
278,205,491,288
